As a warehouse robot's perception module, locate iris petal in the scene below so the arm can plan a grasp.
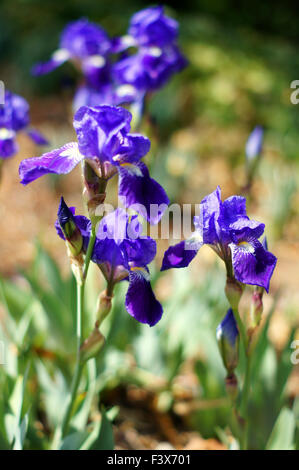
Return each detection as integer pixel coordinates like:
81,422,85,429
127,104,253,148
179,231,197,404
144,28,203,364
118,161,169,224
161,240,200,271
125,269,163,326
230,239,277,292
19,142,83,184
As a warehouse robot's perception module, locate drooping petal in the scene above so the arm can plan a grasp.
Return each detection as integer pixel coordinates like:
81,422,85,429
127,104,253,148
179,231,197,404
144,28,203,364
161,240,200,271
118,161,169,224
26,128,49,146
32,49,70,75
230,238,277,292
125,269,163,326
19,142,83,184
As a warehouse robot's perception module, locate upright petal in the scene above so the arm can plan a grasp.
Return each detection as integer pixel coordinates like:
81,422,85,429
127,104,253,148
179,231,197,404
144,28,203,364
111,133,151,164
118,161,169,224
161,240,200,271
196,186,222,244
230,238,277,292
73,105,132,160
125,269,163,326
19,142,83,184
123,237,157,267
230,218,265,242
128,6,178,47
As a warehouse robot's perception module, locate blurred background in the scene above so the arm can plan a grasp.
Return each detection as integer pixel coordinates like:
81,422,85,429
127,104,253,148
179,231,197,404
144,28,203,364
0,0,298,450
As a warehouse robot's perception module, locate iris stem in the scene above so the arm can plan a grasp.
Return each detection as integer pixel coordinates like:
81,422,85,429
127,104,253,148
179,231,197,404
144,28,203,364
231,308,252,450
60,228,97,439
240,347,253,450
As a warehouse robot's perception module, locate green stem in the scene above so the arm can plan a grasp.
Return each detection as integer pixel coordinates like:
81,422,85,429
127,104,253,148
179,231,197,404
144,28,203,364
231,308,252,450
240,348,253,450
60,229,96,438
83,227,96,280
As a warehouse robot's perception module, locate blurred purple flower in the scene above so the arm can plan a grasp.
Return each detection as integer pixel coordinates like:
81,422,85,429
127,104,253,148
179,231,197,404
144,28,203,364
0,90,48,159
19,105,169,224
162,186,277,292
32,19,111,78
112,6,187,93
245,126,263,162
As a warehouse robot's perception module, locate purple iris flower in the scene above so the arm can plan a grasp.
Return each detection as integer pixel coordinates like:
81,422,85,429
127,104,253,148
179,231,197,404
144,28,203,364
161,186,277,292
112,6,187,93
56,203,162,326
245,126,263,162
19,105,169,224
0,90,48,159
32,19,111,78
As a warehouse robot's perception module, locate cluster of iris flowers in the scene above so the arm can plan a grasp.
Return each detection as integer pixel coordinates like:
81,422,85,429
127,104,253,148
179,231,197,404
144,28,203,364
32,6,187,114
3,4,278,447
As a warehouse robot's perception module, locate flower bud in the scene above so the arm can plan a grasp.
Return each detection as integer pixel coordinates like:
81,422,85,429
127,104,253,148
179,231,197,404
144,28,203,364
245,126,263,165
217,308,239,375
225,373,239,403
58,197,83,256
225,277,243,311
82,160,107,226
96,290,113,326
80,328,105,363
249,289,263,329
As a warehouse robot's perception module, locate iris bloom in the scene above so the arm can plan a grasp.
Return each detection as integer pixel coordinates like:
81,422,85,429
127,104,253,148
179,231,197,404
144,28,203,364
19,105,169,224
161,186,277,292
32,18,111,83
112,6,187,94
56,203,162,326
0,90,48,159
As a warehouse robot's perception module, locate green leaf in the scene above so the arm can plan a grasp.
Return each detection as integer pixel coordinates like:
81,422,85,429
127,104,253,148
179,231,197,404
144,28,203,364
89,407,114,450
266,407,296,450
60,430,90,450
